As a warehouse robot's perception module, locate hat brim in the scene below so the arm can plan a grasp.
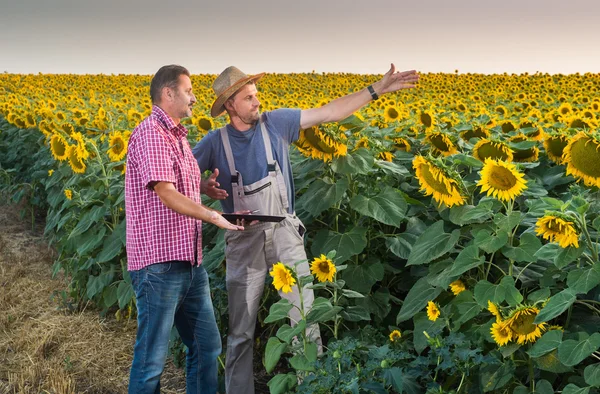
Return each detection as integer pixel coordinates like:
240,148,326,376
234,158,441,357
210,72,265,118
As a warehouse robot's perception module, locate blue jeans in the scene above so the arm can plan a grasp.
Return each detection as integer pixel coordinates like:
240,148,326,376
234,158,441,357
128,261,221,394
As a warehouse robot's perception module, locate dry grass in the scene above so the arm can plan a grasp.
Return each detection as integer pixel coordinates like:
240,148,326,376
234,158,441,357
0,206,186,393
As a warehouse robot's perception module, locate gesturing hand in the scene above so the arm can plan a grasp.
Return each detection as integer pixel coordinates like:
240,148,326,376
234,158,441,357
203,168,228,200
377,64,419,95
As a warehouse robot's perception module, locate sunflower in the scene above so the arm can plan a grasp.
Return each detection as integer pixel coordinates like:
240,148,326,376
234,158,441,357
64,189,73,200
509,134,539,163
567,115,597,130
50,134,69,161
543,133,570,164
563,132,600,187
418,110,436,130
383,105,401,123
449,280,466,295
426,131,458,157
25,113,36,128
269,262,296,294
472,139,514,162
499,120,517,134
426,301,441,321
378,151,394,162
310,254,336,283
504,306,547,344
48,170,54,177
477,159,527,202
487,301,502,322
389,330,402,342
413,156,466,207
295,126,348,162
491,321,512,346
460,126,490,142
536,214,579,248
67,145,86,174
71,131,90,160
495,105,510,117
393,137,411,152
107,131,128,162
196,116,214,132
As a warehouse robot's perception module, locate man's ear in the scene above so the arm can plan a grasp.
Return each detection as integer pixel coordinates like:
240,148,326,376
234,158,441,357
162,86,173,102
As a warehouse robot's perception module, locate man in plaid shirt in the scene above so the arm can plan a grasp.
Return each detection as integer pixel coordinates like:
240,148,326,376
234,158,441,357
125,65,243,394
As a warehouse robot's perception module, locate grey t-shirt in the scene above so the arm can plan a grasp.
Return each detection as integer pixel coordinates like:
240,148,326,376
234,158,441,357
192,109,301,214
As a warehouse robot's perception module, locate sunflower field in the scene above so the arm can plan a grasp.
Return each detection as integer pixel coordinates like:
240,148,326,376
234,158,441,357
1,71,600,393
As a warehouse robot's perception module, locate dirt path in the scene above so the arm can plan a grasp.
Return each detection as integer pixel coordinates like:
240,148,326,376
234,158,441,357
0,205,186,393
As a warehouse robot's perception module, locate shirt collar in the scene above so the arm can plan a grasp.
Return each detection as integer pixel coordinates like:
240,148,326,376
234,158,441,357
152,105,188,138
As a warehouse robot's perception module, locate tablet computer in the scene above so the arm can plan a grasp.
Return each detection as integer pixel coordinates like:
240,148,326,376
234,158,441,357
221,213,285,223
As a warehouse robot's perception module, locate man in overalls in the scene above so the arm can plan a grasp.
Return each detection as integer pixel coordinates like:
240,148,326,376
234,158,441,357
193,64,419,394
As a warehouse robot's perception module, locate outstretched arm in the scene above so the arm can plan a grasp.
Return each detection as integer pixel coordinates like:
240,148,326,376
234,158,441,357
300,64,419,130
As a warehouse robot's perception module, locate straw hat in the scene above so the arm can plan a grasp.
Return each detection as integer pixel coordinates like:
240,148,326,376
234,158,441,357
210,66,265,117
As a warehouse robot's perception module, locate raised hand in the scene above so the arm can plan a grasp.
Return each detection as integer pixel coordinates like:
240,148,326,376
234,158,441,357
377,64,419,95
203,168,228,200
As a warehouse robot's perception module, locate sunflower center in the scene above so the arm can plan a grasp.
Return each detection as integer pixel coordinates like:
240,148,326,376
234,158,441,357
430,134,451,151
570,137,600,177
488,166,518,190
318,261,330,274
420,113,432,128
509,313,536,335
387,108,399,119
546,137,568,157
420,163,452,195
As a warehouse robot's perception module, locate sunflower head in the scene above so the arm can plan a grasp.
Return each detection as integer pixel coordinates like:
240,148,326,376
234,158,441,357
460,126,490,142
504,305,547,344
64,189,73,200
426,131,458,157
449,279,466,295
310,254,336,283
67,145,86,174
413,156,466,208
107,131,128,162
295,126,348,162
269,262,296,294
472,139,514,162
426,301,441,321
477,159,527,202
536,213,579,248
543,133,571,164
487,301,503,322
50,134,69,161
563,132,600,188
389,330,402,342
491,321,512,346
383,105,401,123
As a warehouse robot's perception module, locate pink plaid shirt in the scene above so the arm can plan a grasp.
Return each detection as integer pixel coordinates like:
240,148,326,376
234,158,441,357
125,105,202,270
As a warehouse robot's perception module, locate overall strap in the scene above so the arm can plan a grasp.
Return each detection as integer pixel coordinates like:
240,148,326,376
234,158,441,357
259,120,277,175
219,127,239,183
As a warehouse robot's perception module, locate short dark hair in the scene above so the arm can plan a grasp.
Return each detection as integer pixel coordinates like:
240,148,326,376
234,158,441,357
150,65,190,104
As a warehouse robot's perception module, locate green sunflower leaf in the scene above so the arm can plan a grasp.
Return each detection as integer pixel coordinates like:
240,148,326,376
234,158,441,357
331,148,374,175
349,187,407,227
558,333,600,367
297,178,349,217
534,289,577,324
406,221,460,266
311,227,367,264
397,277,442,323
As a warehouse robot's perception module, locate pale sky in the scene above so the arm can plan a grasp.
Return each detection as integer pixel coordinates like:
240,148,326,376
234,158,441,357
1,0,599,75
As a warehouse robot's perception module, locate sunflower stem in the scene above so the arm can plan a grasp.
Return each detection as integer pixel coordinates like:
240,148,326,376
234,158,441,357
579,212,598,262
528,356,535,392
456,372,466,394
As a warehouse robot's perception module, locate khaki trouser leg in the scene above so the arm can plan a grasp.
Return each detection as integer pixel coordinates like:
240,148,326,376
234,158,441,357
224,229,267,394
269,217,322,349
